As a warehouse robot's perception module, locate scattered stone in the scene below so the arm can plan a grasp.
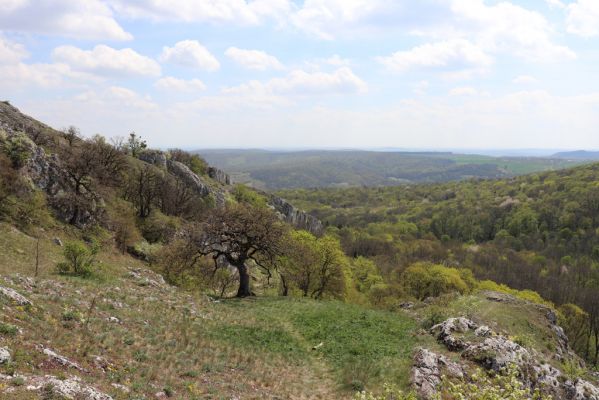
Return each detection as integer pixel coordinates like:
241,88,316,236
155,390,168,399
483,290,517,303
41,347,85,372
111,383,130,393
564,378,599,400
107,316,120,324
400,302,414,309
312,342,324,350
0,347,11,364
0,285,32,306
53,237,63,247
25,375,113,400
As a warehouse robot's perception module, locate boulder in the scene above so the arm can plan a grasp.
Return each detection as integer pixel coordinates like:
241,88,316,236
139,150,167,169
564,378,599,400
0,285,32,306
24,375,112,400
430,317,477,351
412,348,463,399
167,160,210,197
0,347,10,364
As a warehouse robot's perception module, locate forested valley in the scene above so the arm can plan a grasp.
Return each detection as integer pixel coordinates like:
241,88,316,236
280,164,599,365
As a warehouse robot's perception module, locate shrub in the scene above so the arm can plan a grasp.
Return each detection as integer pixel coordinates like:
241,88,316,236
0,321,18,336
139,211,179,244
442,364,551,400
56,240,99,277
400,263,476,300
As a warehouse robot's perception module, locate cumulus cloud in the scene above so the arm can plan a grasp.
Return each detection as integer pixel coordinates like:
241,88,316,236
566,0,599,38
0,35,27,64
0,0,132,40
447,0,575,62
108,0,291,25
160,40,220,71
154,76,207,92
53,45,161,77
378,39,492,73
0,63,73,89
225,47,284,70
224,67,367,96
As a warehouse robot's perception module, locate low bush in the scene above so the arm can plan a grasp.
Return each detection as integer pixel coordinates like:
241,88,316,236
56,240,99,277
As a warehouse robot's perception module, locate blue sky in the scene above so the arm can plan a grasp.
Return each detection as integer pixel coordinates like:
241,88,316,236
1,0,598,150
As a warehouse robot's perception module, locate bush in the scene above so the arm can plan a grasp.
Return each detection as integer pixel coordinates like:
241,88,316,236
442,364,551,399
139,211,179,244
56,240,99,277
400,263,476,300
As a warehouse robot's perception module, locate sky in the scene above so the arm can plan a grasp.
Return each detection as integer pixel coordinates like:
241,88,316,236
1,0,599,150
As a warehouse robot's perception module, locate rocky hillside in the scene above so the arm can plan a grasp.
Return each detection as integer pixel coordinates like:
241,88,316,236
0,101,322,235
2,222,599,399
3,101,599,399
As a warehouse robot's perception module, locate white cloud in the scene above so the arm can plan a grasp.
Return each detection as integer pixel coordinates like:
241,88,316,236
108,0,291,25
513,75,538,85
160,40,220,71
447,0,575,62
324,55,351,67
225,47,284,70
0,0,132,40
412,80,430,96
225,67,367,96
53,45,161,77
449,86,479,96
0,63,72,89
154,76,207,92
566,0,599,38
0,35,27,64
75,86,158,111
545,0,565,9
378,39,493,73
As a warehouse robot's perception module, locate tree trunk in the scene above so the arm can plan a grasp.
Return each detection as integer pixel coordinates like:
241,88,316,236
236,263,252,298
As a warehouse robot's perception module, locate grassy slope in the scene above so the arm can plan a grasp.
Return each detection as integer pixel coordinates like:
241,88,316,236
0,222,431,399
1,222,585,399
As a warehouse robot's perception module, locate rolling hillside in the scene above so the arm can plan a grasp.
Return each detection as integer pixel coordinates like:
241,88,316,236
197,149,582,189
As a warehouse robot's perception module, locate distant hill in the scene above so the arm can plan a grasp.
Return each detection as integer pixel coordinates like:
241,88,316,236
196,149,582,190
551,150,599,160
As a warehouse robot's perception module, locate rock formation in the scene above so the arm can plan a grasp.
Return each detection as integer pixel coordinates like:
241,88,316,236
208,166,231,185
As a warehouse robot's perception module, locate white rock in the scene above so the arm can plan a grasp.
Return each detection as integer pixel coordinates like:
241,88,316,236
0,286,32,306
0,347,11,364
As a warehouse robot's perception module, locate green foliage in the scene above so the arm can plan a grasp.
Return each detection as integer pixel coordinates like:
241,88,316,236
280,231,347,299
442,364,552,400
353,384,417,400
169,148,208,176
56,240,99,277
1,132,33,168
401,263,476,300
0,321,18,336
477,281,552,307
232,184,267,207
138,211,179,244
126,132,147,157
